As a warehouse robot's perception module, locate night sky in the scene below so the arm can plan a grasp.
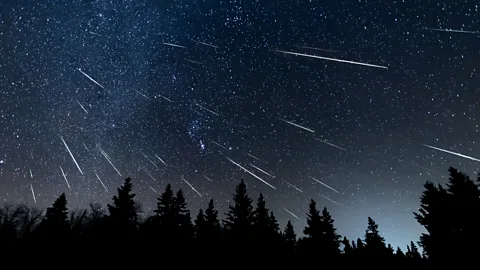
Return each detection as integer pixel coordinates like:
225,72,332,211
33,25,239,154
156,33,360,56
1,0,479,250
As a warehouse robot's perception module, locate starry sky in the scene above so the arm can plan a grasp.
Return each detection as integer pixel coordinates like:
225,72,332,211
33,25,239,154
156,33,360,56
1,0,479,250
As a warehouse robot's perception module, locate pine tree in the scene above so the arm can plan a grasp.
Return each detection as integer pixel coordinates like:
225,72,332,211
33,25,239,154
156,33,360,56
364,217,387,256
195,208,206,238
320,207,341,256
283,220,296,255
204,199,220,230
387,243,394,255
303,199,322,238
174,189,193,238
253,193,270,232
107,178,139,227
406,241,421,260
223,180,254,234
396,247,405,257
42,193,69,239
154,183,176,227
268,211,279,233
342,236,353,255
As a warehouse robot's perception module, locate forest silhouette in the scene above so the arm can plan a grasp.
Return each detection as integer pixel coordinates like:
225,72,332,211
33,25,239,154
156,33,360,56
0,167,477,268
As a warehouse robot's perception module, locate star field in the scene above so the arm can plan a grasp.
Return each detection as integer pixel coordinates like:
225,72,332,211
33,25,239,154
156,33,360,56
1,0,479,250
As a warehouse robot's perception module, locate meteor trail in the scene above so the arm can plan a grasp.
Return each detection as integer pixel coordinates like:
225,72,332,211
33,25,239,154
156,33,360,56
192,39,218,49
274,49,388,70
148,184,158,193
95,172,108,192
155,154,168,166
157,94,173,102
77,101,88,114
59,166,71,189
185,58,203,65
278,118,315,133
142,152,158,168
227,157,276,190
249,163,273,177
133,89,150,99
247,153,262,162
211,140,227,150
60,136,83,175
309,176,340,193
203,175,214,182
182,176,203,197
78,69,106,89
30,184,36,203
282,180,303,192
163,42,186,49
423,144,480,162
144,168,156,181
98,147,122,177
296,45,339,53
88,31,102,37
29,168,33,179
321,194,342,206
423,27,479,34
82,143,89,152
314,138,347,151
196,103,219,116
283,207,300,220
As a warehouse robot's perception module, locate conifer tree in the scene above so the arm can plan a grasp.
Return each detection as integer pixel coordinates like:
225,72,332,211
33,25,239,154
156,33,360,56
195,209,206,231
107,178,139,226
174,189,193,238
396,247,405,257
406,241,421,260
42,193,69,234
320,207,341,255
303,199,322,238
364,217,387,255
223,180,254,233
154,183,176,227
342,236,352,255
283,220,296,255
204,199,220,230
268,211,279,233
253,193,270,232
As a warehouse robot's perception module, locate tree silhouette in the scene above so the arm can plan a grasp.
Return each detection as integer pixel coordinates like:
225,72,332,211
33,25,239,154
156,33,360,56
342,236,353,255
173,189,193,241
320,206,341,256
364,217,387,256
204,199,220,231
283,220,296,253
107,177,139,237
36,193,69,244
406,241,421,260
223,180,254,234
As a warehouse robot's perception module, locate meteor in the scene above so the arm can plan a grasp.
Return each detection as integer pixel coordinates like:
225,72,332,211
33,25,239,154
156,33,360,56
249,163,273,177
274,49,388,69
227,157,276,190
423,27,479,34
203,175,214,182
296,45,339,53
95,171,108,192
309,176,340,193
59,166,71,189
196,103,219,116
282,179,303,193
98,147,122,177
192,39,218,49
155,154,168,166
78,69,106,89
182,176,203,197
30,184,36,203
77,101,88,114
320,194,342,206
60,136,83,175
314,138,347,151
283,207,300,220
163,42,186,49
278,118,315,133
423,144,480,162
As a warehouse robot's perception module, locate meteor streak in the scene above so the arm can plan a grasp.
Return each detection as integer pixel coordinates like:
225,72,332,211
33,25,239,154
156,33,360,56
142,152,158,168
423,27,479,34
163,42,186,49
282,179,303,192
192,39,219,49
249,164,273,177
98,147,122,177
95,172,108,192
203,175,214,182
309,176,340,193
88,31,102,36
185,59,203,65
227,157,276,190
30,184,36,203
78,69,106,89
157,94,173,102
283,207,300,220
196,103,219,116
321,194,341,206
182,176,203,197
148,184,158,193
155,154,168,166
133,89,150,99
296,45,339,53
423,144,480,162
278,118,315,133
29,168,33,179
211,140,227,150
275,49,388,70
59,166,71,189
60,136,83,175
314,138,347,151
77,101,88,114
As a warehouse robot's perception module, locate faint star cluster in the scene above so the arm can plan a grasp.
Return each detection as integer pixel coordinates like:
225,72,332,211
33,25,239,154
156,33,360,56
0,0,479,250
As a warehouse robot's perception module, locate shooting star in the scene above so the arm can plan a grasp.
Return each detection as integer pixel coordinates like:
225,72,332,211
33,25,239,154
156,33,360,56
274,49,388,70
88,31,102,37
203,175,214,182
296,45,339,53
60,136,83,175
283,207,300,220
249,163,273,177
278,118,315,133
95,171,108,192
59,166,71,189
154,154,168,166
192,39,219,49
142,152,158,168
157,94,173,102
77,101,88,114
182,176,203,197
423,144,480,163
30,184,36,204
144,169,156,181
30,151,34,160
247,153,264,162
133,89,150,99
227,157,276,190
314,138,347,151
185,58,203,65
163,42,186,49
211,140,227,150
29,168,33,179
309,176,340,193
82,142,89,152
282,179,303,192
78,69,106,89
196,103,219,116
423,27,479,35
98,147,122,177
148,184,158,193
321,194,342,206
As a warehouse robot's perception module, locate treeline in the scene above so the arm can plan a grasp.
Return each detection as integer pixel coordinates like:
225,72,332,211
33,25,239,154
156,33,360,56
0,167,477,268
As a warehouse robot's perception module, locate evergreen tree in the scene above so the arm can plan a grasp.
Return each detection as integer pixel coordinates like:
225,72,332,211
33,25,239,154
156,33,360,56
406,241,421,260
204,199,220,230
42,193,69,236
253,193,270,233
154,183,176,227
283,220,296,255
387,243,395,255
364,217,387,256
303,199,322,238
396,247,405,258
223,180,254,234
194,208,206,238
342,236,353,255
268,211,280,233
173,189,193,238
320,207,341,256
107,177,139,228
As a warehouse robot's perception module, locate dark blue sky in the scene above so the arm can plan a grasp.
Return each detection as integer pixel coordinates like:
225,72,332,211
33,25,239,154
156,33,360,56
1,0,479,250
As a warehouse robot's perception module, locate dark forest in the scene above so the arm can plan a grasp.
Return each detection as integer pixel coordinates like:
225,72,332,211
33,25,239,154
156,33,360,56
0,167,476,268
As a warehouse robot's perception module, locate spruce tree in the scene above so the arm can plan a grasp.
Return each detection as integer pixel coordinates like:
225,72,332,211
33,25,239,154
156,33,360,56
342,236,352,255
320,207,341,256
396,247,405,257
204,199,220,230
303,199,322,238
406,241,421,260
107,178,138,226
223,180,254,233
174,189,193,238
364,217,387,255
154,183,176,227
194,208,206,239
268,211,279,233
283,220,296,255
253,193,272,238
42,193,69,238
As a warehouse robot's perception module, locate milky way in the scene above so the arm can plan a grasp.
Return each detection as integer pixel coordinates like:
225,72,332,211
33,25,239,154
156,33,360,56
1,0,479,250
